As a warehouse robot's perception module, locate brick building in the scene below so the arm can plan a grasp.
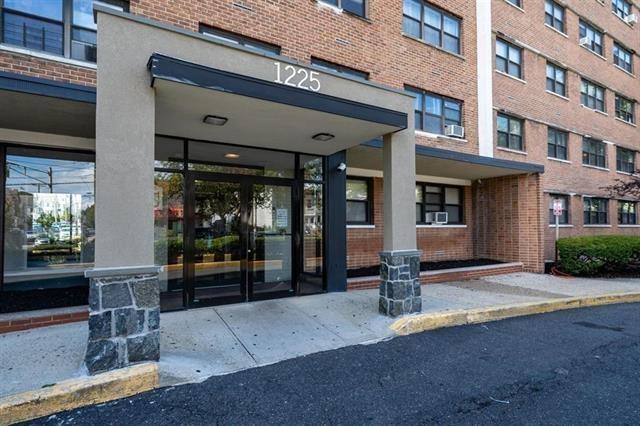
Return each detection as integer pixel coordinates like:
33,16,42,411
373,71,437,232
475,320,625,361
492,0,640,261
0,0,634,370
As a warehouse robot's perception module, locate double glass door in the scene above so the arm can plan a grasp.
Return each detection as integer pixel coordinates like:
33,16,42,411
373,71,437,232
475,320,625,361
187,175,294,306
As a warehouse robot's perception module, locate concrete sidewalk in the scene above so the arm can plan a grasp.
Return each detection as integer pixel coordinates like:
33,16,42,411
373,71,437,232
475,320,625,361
2,273,640,397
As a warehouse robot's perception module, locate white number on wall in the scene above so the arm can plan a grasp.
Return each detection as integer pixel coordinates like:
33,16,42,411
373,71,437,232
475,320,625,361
274,62,321,92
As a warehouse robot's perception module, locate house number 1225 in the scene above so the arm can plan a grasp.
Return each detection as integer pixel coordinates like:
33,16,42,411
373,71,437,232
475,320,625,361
274,62,321,92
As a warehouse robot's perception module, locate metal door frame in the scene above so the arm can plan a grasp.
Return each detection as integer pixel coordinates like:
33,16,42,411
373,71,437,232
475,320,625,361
184,171,297,308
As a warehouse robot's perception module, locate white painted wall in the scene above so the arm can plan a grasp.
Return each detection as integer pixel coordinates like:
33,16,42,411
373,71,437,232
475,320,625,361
476,0,494,158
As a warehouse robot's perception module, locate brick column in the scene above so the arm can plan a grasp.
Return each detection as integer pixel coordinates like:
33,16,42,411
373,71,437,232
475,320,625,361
84,267,160,375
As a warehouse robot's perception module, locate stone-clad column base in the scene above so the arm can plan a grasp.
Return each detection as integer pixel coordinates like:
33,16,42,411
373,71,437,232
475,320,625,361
84,267,161,375
379,250,422,317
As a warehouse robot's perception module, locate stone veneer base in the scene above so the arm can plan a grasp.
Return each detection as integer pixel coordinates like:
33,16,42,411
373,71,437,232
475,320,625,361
379,250,422,317
85,272,160,375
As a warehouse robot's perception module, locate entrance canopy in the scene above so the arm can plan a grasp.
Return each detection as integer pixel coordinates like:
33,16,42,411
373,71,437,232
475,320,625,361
348,139,544,180
149,54,407,156
0,71,95,138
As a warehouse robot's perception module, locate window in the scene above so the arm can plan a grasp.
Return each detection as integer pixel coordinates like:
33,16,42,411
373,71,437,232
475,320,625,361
199,25,281,55
579,20,603,56
415,183,463,224
582,138,607,168
549,194,569,224
3,147,96,311
581,79,605,112
612,0,632,19
320,0,366,17
403,0,461,54
618,201,637,224
496,38,522,79
346,178,371,224
613,42,633,73
615,94,635,124
616,147,635,173
583,198,609,225
311,58,369,80
405,86,463,135
496,113,524,151
548,127,568,160
546,62,566,96
2,0,64,55
1,0,126,62
545,0,565,32
507,0,522,7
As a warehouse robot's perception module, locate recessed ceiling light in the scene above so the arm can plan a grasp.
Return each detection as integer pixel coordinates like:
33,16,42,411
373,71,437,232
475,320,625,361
312,133,335,141
224,153,240,159
203,115,228,126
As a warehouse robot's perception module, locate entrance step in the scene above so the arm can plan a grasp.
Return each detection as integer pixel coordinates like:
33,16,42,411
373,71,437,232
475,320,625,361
347,262,525,290
0,306,88,334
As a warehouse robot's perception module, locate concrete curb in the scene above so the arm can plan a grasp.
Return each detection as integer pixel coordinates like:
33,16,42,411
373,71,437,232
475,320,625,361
0,363,158,425
390,292,640,336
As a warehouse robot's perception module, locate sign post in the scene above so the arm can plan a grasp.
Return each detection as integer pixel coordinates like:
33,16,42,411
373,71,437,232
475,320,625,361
552,199,563,265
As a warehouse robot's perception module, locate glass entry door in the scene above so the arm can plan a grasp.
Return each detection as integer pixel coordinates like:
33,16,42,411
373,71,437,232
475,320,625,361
188,179,244,305
248,183,294,300
186,175,294,307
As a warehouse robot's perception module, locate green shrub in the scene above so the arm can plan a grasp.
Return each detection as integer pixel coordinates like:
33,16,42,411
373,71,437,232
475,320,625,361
557,235,640,276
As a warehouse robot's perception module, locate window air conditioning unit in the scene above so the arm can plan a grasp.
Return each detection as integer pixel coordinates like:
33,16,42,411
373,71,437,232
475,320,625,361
425,212,448,225
624,14,638,25
445,124,465,138
579,37,590,47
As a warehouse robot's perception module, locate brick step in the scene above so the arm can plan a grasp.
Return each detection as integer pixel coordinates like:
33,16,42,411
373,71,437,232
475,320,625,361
347,262,525,290
0,309,88,334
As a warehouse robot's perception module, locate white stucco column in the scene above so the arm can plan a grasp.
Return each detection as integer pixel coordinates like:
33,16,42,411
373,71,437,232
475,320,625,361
382,127,417,252
476,0,494,158
379,109,421,317
94,13,156,268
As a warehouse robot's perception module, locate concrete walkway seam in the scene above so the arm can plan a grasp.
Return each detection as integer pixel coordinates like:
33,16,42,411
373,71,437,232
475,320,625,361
0,362,158,425
390,292,640,336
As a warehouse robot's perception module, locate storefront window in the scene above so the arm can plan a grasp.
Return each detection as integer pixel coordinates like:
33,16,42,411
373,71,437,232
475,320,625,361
154,172,185,311
2,148,94,312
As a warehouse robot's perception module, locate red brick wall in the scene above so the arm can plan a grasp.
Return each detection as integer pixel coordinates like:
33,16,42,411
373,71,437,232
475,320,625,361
0,0,479,154
346,177,475,270
492,0,640,262
0,51,96,86
473,173,544,272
